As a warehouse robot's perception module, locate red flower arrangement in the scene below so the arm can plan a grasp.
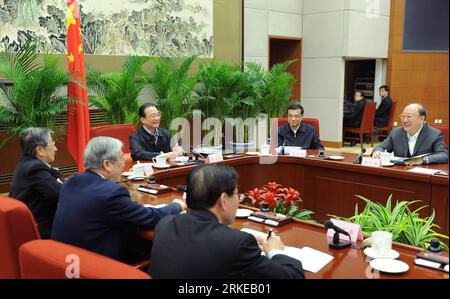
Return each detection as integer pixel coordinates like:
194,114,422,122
241,182,314,220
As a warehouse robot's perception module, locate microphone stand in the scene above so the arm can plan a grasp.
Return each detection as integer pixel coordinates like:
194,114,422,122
329,231,352,250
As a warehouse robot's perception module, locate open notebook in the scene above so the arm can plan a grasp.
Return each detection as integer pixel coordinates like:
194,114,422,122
241,228,334,273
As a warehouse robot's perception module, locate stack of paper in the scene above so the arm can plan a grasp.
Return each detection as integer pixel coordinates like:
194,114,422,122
407,167,441,175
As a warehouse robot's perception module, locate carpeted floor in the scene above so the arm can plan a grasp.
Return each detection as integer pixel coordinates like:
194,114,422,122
325,142,381,154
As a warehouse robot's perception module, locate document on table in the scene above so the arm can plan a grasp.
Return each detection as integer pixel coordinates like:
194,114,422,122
144,204,167,209
241,228,334,273
407,167,442,175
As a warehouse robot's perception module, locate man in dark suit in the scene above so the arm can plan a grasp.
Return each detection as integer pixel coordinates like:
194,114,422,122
9,128,64,239
129,103,183,161
374,85,393,128
372,104,448,164
51,136,187,260
149,164,305,279
344,91,367,128
277,102,323,150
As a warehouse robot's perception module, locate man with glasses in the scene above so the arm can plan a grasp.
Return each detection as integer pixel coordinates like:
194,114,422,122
372,103,448,164
129,103,183,161
277,102,324,150
51,137,187,260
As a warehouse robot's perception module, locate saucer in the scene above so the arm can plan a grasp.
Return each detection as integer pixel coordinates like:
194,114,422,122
235,208,253,218
329,155,345,161
153,164,171,169
246,151,260,156
382,162,395,167
364,247,400,259
127,175,147,181
122,171,132,176
370,259,409,274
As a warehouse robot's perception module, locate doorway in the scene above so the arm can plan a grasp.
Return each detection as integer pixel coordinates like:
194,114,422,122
269,36,302,100
344,59,376,103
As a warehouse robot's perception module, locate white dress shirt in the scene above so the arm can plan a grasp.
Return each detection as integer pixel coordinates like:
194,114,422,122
407,124,423,156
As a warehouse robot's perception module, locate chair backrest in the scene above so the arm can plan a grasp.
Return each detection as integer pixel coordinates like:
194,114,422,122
19,240,151,279
360,101,376,132
431,124,449,146
386,101,398,132
89,124,136,153
0,196,40,278
302,118,320,138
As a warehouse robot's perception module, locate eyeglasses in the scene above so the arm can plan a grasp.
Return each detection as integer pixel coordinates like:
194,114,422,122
148,112,161,118
288,114,302,119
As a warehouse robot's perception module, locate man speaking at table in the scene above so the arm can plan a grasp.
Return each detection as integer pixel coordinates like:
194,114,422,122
148,164,304,279
51,136,186,260
372,103,448,165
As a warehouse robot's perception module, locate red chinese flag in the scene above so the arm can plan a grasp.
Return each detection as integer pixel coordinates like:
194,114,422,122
66,0,90,172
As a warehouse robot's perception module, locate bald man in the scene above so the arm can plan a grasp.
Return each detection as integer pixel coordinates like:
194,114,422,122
372,104,448,165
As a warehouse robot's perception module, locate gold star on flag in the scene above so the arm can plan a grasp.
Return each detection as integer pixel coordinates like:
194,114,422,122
68,53,74,63
67,5,76,31
78,44,83,54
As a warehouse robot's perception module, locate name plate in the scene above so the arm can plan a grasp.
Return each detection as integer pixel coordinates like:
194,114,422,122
361,157,381,168
207,153,224,163
144,164,154,176
289,149,307,158
326,219,363,243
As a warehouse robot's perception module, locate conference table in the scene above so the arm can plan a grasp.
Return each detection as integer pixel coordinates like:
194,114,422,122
123,151,449,279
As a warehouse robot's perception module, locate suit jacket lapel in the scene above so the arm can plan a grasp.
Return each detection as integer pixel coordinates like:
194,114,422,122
412,124,428,156
398,130,409,157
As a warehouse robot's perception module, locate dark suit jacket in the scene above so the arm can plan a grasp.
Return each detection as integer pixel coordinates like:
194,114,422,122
372,124,449,164
51,170,182,260
375,96,393,128
9,155,64,239
129,127,172,161
278,123,324,150
344,99,366,128
149,210,305,279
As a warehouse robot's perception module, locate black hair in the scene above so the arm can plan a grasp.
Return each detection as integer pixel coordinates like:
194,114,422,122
186,164,238,210
379,85,390,93
355,91,365,99
417,105,427,119
138,102,157,118
287,102,304,115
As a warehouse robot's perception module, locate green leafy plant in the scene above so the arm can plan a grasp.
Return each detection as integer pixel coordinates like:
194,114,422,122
330,195,448,250
146,56,198,132
0,42,73,147
87,55,150,125
245,60,297,119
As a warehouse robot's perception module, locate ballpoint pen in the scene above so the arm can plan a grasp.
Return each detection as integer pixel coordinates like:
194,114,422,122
267,228,273,240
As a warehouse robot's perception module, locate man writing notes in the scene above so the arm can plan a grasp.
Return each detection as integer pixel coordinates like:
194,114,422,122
149,164,305,279
129,103,183,161
277,102,324,150
372,104,448,165
51,137,186,260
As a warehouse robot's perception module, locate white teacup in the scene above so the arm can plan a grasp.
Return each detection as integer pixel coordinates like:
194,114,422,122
364,231,393,256
130,163,145,177
260,144,270,155
152,155,167,167
380,151,393,165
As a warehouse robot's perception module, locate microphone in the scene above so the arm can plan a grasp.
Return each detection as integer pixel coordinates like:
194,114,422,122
280,142,285,155
324,220,352,250
176,185,186,192
353,148,366,164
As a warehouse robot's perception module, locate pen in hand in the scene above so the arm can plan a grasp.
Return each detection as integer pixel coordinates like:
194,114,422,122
267,228,273,240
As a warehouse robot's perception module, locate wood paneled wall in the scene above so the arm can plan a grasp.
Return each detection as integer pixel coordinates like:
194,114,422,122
388,0,449,124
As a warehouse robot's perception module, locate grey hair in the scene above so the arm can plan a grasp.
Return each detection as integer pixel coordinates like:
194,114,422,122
83,136,123,170
409,103,427,120
20,127,53,157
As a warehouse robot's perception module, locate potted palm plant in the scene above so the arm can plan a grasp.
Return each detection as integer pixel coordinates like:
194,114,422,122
86,55,150,125
0,42,74,147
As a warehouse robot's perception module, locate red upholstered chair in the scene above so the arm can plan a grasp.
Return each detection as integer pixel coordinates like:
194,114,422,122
19,240,151,279
375,101,397,138
0,196,40,278
89,124,136,161
431,124,449,146
343,101,376,149
270,117,321,149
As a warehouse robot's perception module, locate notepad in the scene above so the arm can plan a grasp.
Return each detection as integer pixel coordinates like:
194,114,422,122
241,228,334,273
407,167,442,175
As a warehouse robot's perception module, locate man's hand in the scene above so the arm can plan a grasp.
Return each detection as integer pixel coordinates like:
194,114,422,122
262,232,285,256
172,198,187,211
372,151,381,159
